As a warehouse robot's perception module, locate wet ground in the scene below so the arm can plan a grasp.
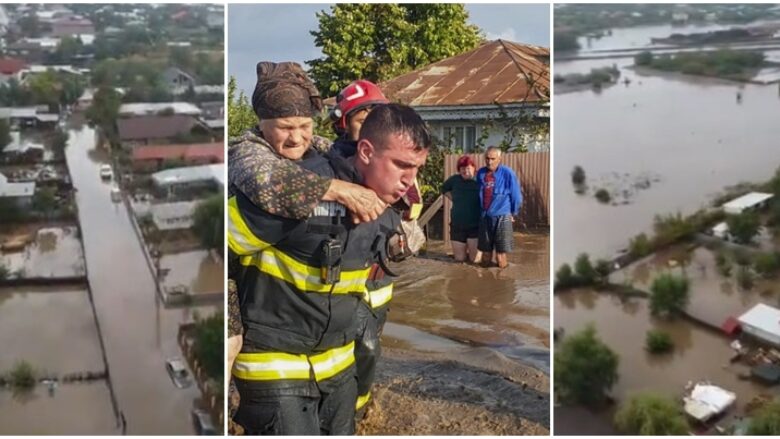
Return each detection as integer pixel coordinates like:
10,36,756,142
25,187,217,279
0,286,115,433
555,21,780,266
555,288,772,434
159,250,223,296
360,232,550,433
64,124,220,434
1,226,85,278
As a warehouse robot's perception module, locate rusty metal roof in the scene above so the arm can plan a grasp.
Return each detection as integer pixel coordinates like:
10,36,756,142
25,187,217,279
380,40,549,107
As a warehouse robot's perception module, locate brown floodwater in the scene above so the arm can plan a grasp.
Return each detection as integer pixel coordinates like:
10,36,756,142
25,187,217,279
555,289,769,434
1,227,85,278
64,126,220,434
555,35,780,266
0,286,103,373
159,250,223,295
0,383,115,435
387,232,550,373
611,243,780,327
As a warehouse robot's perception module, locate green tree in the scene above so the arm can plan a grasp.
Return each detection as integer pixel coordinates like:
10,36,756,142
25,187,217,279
27,71,60,111
32,187,58,217
574,253,597,285
649,273,690,318
645,329,674,353
571,165,586,185
0,119,11,152
748,401,780,435
629,233,652,258
308,4,482,95
54,36,83,63
85,87,122,144
555,325,619,405
614,393,688,435
635,51,654,66
193,194,223,253
554,31,580,51
50,128,69,160
555,263,576,289
595,259,612,282
754,252,780,278
227,76,256,137
8,360,37,390
193,312,224,383
727,212,760,244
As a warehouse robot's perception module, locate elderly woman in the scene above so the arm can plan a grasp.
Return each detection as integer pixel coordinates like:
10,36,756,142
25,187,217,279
441,155,482,263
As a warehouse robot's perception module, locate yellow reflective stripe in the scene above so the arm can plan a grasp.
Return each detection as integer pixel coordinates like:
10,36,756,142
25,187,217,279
310,341,355,381
232,352,311,380
232,342,355,382
227,197,270,255
356,391,371,410
242,248,370,295
367,283,393,309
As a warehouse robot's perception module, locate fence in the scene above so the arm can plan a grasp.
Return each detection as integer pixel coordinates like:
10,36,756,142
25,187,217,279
442,151,549,245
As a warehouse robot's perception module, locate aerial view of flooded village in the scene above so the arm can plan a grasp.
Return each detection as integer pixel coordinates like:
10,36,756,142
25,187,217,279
553,3,780,436
0,4,224,435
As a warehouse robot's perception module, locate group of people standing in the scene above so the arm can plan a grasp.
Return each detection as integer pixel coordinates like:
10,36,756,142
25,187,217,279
442,147,523,269
227,60,522,436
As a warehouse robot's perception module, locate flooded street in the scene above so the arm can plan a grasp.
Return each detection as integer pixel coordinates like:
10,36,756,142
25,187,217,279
555,289,770,434
65,125,215,434
388,232,550,371
555,22,780,266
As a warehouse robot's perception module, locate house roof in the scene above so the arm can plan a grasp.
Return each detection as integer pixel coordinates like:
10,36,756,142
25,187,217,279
380,39,549,107
738,303,780,338
150,201,198,231
0,57,28,75
117,114,199,141
119,102,201,117
151,164,225,188
722,192,774,213
0,173,36,198
132,142,224,162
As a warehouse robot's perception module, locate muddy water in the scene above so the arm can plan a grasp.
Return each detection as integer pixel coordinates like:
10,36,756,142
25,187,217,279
64,126,219,434
0,287,103,373
0,383,115,435
1,227,85,278
612,244,780,327
159,251,223,295
387,232,550,373
555,289,768,432
555,31,780,266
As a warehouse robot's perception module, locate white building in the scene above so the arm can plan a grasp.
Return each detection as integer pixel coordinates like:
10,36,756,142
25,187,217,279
722,192,774,215
119,102,202,117
151,164,224,193
0,172,35,207
150,201,198,231
738,303,780,346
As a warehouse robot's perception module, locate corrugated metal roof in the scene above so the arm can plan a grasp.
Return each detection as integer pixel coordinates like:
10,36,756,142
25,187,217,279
151,164,225,188
132,142,224,162
380,40,549,107
739,303,780,338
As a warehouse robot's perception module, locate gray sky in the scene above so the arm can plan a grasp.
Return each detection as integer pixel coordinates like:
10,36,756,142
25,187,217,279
228,3,550,97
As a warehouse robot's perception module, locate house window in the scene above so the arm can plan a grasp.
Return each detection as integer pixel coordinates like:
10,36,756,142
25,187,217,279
442,125,477,152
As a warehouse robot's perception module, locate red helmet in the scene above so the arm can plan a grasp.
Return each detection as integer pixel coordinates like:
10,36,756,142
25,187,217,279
330,80,388,131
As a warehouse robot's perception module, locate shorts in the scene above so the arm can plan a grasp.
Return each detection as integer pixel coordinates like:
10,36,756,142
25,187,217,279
477,215,514,253
450,223,479,243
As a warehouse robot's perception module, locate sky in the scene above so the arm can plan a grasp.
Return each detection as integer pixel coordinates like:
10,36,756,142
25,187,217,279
228,3,550,97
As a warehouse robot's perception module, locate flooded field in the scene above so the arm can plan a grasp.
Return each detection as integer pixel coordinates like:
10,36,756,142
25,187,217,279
1,227,85,278
555,289,771,433
612,243,780,327
555,21,780,266
159,250,223,296
0,383,115,435
0,286,115,434
0,286,103,372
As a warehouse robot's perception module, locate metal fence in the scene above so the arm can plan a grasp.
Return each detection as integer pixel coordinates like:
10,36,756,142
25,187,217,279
442,151,549,244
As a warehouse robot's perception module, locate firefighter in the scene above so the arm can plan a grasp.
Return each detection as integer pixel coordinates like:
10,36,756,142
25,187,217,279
230,64,431,435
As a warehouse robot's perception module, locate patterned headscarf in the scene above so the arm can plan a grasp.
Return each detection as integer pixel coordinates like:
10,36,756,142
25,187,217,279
252,61,323,119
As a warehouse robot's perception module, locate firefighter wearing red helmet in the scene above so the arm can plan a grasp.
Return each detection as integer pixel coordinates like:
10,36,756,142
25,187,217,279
331,79,389,141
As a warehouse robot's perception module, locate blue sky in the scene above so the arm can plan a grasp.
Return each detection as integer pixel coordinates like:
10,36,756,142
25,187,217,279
228,4,550,97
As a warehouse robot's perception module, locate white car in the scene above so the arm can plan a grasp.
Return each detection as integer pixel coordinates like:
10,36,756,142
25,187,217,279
99,164,113,180
165,358,192,389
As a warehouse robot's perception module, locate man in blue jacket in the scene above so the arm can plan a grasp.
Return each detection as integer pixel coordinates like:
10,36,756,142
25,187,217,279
476,146,522,269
